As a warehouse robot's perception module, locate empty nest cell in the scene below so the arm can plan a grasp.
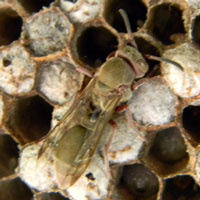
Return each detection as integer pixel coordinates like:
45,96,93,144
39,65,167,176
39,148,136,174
103,0,147,33
75,25,118,67
17,0,55,14
182,105,200,145
0,134,19,179
0,7,22,46
146,3,185,45
4,95,53,144
0,177,33,200
162,175,200,199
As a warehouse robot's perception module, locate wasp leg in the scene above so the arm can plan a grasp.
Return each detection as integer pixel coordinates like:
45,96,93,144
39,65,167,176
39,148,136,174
101,120,118,180
125,108,147,143
76,65,93,77
145,64,160,78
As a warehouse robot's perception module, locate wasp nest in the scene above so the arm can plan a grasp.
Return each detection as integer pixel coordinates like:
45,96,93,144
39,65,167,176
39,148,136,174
1,0,200,199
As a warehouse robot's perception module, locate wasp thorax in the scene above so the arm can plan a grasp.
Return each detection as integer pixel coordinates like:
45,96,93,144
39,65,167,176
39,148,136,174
95,56,136,95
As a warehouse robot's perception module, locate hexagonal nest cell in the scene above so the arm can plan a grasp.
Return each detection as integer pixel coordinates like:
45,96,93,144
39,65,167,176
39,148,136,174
0,0,200,200
4,95,53,144
182,105,200,145
17,0,55,14
103,0,147,33
0,7,22,46
146,3,186,45
73,25,118,67
121,163,159,199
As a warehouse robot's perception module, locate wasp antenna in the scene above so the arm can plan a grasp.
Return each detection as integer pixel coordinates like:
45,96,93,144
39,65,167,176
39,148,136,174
118,9,132,35
118,9,138,49
146,55,184,71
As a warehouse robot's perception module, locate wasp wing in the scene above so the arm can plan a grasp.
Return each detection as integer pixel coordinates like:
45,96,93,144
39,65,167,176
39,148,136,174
54,93,121,189
37,75,121,189
37,77,98,164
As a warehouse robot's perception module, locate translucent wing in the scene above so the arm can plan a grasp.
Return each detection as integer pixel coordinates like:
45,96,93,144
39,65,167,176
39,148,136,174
37,76,121,189
37,77,97,164
54,94,121,189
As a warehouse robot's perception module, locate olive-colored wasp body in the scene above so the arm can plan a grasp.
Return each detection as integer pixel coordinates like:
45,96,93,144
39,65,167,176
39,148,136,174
37,9,149,189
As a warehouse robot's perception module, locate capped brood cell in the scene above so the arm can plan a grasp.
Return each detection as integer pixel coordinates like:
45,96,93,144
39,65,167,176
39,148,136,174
36,56,84,105
128,77,177,127
116,163,160,199
147,127,189,176
0,44,36,96
22,7,73,57
59,0,102,24
160,43,200,98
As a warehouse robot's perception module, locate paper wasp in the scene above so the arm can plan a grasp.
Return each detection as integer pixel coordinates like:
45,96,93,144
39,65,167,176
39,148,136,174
37,9,183,189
